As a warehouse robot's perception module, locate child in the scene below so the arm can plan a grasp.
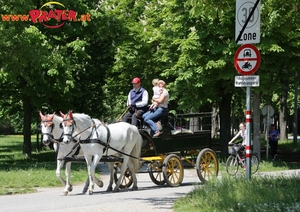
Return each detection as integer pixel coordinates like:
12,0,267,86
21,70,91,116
149,78,162,110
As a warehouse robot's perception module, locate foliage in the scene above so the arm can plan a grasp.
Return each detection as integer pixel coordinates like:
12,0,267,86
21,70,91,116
0,0,299,154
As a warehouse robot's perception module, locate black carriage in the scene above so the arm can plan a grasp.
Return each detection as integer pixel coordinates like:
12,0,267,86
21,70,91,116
63,112,219,189
115,112,219,188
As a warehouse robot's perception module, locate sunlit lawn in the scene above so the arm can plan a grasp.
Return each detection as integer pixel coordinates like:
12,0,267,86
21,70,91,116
0,135,88,195
174,137,300,212
174,176,300,212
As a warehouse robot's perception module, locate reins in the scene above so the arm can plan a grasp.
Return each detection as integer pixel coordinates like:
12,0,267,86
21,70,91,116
103,143,142,160
115,106,130,122
60,107,142,161
61,121,99,159
61,117,142,161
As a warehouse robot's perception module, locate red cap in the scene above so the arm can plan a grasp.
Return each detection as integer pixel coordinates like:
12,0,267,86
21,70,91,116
131,77,141,83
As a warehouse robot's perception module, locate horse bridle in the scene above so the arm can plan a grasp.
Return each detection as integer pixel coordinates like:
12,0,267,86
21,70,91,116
60,117,76,139
39,117,64,143
39,117,54,138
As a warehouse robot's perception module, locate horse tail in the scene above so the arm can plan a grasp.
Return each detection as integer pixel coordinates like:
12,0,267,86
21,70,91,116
130,131,142,172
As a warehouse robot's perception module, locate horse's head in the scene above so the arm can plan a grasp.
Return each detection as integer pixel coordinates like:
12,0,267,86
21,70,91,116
60,110,75,144
39,111,56,146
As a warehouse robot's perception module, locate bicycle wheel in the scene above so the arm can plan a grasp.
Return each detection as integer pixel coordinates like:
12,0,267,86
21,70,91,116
226,155,239,176
250,154,259,174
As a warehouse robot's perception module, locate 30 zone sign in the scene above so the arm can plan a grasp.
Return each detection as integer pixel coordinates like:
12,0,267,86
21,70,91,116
235,0,261,44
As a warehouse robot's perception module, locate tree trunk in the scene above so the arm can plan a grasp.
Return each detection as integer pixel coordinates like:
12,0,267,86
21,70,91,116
211,105,218,138
279,95,288,140
219,92,232,155
279,79,288,140
252,92,261,160
22,94,32,159
293,71,298,144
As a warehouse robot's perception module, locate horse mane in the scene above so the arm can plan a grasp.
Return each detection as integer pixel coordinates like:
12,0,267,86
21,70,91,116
72,113,92,121
71,113,95,130
53,114,63,123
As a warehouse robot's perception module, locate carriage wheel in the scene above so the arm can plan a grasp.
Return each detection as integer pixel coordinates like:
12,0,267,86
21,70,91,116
196,148,219,183
162,154,184,187
148,163,165,185
113,166,133,189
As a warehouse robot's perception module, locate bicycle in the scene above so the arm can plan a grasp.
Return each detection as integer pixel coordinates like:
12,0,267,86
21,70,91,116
226,143,259,175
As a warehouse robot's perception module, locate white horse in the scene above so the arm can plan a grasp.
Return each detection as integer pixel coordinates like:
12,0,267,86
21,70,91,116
39,111,87,196
59,110,142,195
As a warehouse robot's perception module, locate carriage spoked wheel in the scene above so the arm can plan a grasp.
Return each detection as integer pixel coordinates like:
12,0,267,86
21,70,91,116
162,154,184,187
113,164,133,189
148,163,165,185
196,148,219,183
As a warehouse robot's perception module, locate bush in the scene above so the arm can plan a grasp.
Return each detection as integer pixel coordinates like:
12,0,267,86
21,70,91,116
0,123,15,134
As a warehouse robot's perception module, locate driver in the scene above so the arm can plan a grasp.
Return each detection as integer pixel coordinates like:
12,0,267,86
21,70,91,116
122,77,149,127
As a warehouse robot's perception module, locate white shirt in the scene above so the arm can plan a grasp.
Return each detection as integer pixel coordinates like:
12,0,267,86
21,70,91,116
158,88,169,108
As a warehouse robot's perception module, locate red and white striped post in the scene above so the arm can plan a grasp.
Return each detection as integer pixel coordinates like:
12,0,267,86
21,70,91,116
246,87,252,180
246,110,252,158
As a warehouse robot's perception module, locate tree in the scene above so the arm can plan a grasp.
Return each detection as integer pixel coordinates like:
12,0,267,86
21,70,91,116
0,1,92,157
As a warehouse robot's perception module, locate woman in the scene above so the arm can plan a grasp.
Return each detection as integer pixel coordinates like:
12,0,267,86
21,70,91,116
142,80,169,137
228,122,247,170
228,122,247,146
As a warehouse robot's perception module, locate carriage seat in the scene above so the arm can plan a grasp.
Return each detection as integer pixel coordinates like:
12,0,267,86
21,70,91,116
171,128,194,135
143,111,175,133
126,117,144,129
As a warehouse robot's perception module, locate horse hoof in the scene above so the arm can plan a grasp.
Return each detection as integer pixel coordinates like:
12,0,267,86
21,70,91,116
131,186,138,191
88,190,93,195
113,188,120,192
106,187,113,192
96,180,104,188
67,185,73,192
60,191,68,196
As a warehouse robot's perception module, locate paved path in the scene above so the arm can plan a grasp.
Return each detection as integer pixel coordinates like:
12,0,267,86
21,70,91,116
0,163,202,212
0,163,299,212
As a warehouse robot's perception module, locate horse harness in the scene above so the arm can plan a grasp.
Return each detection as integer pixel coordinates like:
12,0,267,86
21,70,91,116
79,119,111,155
61,117,111,154
62,117,141,160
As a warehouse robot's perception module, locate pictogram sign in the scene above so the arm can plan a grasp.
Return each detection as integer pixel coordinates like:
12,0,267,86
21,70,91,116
234,44,260,75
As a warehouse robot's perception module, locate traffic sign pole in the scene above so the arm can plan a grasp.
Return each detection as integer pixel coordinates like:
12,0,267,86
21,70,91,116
234,0,261,181
246,87,252,180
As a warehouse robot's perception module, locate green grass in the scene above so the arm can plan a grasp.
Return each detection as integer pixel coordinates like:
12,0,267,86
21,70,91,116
174,176,300,212
174,137,300,212
0,135,88,195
